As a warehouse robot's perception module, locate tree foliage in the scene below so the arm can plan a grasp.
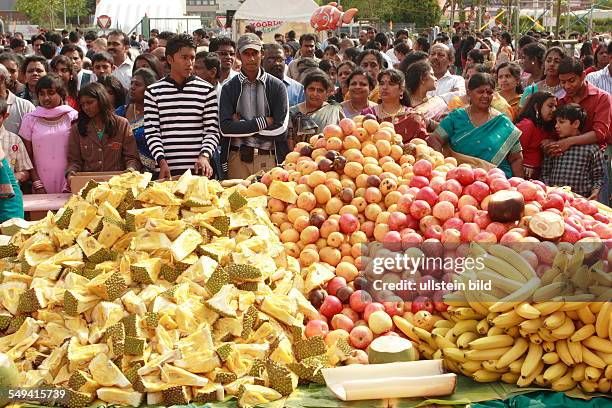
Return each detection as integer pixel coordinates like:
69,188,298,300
16,0,88,28
342,0,442,28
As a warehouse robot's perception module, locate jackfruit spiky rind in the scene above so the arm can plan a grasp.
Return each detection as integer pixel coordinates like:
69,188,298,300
182,197,212,207
60,389,93,408
228,190,248,212
16,287,42,314
0,314,11,331
241,305,258,339
160,263,180,282
55,207,74,230
216,343,233,362
121,314,140,337
205,284,237,318
116,189,135,217
103,322,126,357
144,312,159,328
130,259,160,284
209,216,230,237
161,386,189,406
79,180,99,199
81,268,101,280
123,362,145,393
266,359,296,396
0,243,19,258
93,271,127,301
226,264,262,282
248,359,266,378
237,282,259,292
124,336,146,355
193,383,224,403
236,384,282,407
288,355,327,384
294,336,327,362
21,258,31,274
206,266,229,295
67,370,90,391
214,371,238,385
6,315,26,334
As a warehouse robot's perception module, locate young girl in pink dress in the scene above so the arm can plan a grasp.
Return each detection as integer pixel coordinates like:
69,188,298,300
19,74,78,194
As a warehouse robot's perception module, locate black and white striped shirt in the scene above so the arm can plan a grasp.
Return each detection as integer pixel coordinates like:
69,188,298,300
144,75,219,171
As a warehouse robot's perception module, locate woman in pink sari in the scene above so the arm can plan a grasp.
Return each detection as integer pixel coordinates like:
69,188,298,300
19,74,78,194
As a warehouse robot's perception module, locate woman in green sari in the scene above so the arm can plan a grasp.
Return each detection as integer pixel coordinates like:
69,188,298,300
288,69,344,149
428,73,524,178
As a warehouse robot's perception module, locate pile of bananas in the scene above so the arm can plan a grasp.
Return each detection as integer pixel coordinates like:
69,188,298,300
393,243,612,393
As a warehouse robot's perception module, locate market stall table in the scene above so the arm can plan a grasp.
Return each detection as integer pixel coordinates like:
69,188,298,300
23,193,72,221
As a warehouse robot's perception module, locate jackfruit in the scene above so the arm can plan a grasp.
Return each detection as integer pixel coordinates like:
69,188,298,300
120,292,146,317
228,190,248,212
97,218,126,248
130,258,161,284
125,207,164,232
76,233,112,264
102,322,126,357
172,169,192,197
79,179,99,199
67,338,109,365
288,354,327,384
213,369,238,385
124,336,146,355
170,228,203,262
88,352,130,387
145,218,186,241
0,242,19,258
209,216,230,237
97,201,123,223
161,385,191,405
268,180,298,204
96,387,143,407
193,382,225,403
294,336,327,362
270,337,295,365
61,389,94,408
205,284,238,317
137,186,182,206
259,295,299,326
206,265,229,295
236,384,282,408
266,359,298,396
226,263,263,282
90,301,125,330
303,262,335,293
160,363,208,386
16,287,46,313
63,290,99,316
86,271,127,300
174,351,221,374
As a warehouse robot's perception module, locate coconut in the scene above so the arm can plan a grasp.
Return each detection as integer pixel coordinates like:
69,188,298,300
528,211,565,241
367,336,416,364
487,190,525,222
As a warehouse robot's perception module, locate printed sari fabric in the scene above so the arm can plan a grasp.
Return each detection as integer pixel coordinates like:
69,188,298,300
447,92,514,120
434,108,522,178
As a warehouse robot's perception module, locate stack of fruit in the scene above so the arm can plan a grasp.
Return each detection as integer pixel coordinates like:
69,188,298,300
0,171,358,408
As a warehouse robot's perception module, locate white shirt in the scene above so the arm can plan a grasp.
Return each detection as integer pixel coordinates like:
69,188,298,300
428,70,465,98
386,48,399,67
381,51,394,69
77,69,97,91
112,56,134,89
485,36,500,55
585,66,612,95
220,69,238,86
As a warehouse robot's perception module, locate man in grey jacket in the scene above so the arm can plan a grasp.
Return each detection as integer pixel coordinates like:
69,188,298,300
219,33,289,179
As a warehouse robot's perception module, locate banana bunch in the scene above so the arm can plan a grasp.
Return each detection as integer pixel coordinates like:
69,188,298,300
417,243,612,393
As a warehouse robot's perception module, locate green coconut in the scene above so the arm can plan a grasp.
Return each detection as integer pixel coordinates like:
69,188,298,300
367,336,416,364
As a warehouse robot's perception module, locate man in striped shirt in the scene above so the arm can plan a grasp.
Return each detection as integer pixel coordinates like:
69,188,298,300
144,34,220,179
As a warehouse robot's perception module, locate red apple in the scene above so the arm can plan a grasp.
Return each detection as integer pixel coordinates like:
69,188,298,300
473,210,492,229
517,181,538,201
305,319,329,338
326,277,347,296
468,181,491,203
500,231,524,244
433,200,455,222
508,176,525,187
401,231,423,247
413,159,433,178
458,194,479,209
349,290,373,313
443,217,464,230
388,211,407,231
442,179,463,196
543,194,565,211
339,213,359,234
412,295,434,313
397,194,414,214
580,231,599,239
320,295,343,318
438,191,459,208
419,215,441,233
410,176,430,189
368,310,393,334
342,306,360,322
383,231,402,250
363,302,385,321
489,177,512,192
441,228,461,248
349,325,374,349
383,299,404,316
416,187,438,207
485,222,508,240
473,231,497,243
460,222,481,242
455,167,475,185
424,225,443,240
459,204,479,223
473,167,488,182
331,314,355,332
410,200,432,220
429,176,446,194
432,290,449,312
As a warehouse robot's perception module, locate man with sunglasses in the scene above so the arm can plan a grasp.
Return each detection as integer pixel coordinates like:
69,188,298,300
210,37,238,85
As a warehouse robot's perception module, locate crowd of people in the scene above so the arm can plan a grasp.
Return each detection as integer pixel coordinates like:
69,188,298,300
0,25,609,221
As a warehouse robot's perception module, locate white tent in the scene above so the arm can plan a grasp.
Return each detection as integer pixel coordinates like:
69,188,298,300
95,0,201,34
233,0,318,22
232,0,318,41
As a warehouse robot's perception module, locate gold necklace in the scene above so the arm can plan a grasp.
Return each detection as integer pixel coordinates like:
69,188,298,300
349,100,368,113
380,104,404,118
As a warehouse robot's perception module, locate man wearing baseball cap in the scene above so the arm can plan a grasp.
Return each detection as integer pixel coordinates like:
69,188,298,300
218,33,289,179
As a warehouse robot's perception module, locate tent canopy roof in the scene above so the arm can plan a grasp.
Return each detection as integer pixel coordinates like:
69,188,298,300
234,0,318,22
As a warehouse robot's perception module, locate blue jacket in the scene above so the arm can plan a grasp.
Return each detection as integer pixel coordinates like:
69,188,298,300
219,68,289,175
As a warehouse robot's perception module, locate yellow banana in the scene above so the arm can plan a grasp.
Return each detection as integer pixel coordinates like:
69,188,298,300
532,301,564,316
542,352,560,365
551,250,569,273
580,379,598,392
459,360,482,373
589,302,603,314
540,266,562,285
413,326,437,348
496,337,529,369
582,345,606,369
477,268,522,294
476,318,490,335
543,362,569,382
551,315,575,339
519,317,543,333
538,327,557,343
529,332,543,344
595,350,612,365
532,282,567,303
469,335,515,350
488,244,537,281
443,291,470,307
442,347,466,363
565,310,579,320
452,307,485,320
576,305,596,325
597,378,610,393
595,302,611,339
544,311,566,330
492,310,524,328
432,333,456,350
456,331,479,349
450,319,479,339
567,339,583,364
501,372,520,384
444,359,460,374
558,294,596,311
583,336,612,353
472,369,502,383
551,371,576,391
509,357,526,374
542,340,555,353
434,319,455,329
489,277,541,313
488,326,506,336
486,312,499,323
463,290,491,316
585,366,602,381
521,343,544,377
572,363,587,382
433,349,443,360
392,315,422,343
571,324,595,343
482,360,507,373
556,339,575,367
535,374,549,387
480,253,526,283
517,361,544,387
505,326,520,338
605,365,612,380
515,302,541,319
432,327,451,337
465,347,513,361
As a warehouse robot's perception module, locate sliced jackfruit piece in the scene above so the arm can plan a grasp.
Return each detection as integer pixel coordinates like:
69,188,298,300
170,228,203,261
16,287,46,313
259,295,299,326
178,255,218,284
294,336,327,362
97,218,126,248
161,385,191,405
174,351,221,374
86,271,126,301
228,190,248,212
266,359,298,396
67,370,99,394
130,258,161,284
237,384,282,408
226,263,263,282
96,387,143,407
303,262,336,293
97,201,123,223
204,284,238,317
160,363,208,386
88,352,130,387
268,180,298,204
63,290,99,316
172,169,192,197
67,338,109,364
125,206,164,232
137,186,182,206
76,233,112,264
145,218,186,241
130,230,172,252
193,383,224,403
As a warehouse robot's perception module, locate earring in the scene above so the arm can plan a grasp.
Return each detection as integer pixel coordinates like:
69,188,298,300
535,110,539,119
